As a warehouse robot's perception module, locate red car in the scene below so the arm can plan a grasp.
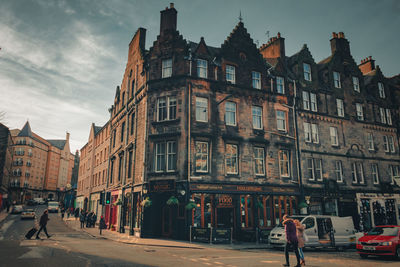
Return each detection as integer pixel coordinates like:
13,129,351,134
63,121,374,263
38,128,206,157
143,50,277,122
357,225,400,259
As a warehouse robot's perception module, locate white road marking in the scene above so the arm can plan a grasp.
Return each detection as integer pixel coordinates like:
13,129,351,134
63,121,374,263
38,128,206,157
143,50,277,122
261,260,280,263
18,247,43,259
0,218,15,240
203,263,211,266
214,262,224,265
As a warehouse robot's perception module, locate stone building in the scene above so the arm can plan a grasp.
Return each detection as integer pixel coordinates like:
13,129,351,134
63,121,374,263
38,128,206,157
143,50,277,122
286,32,400,230
9,122,74,202
77,122,110,215
0,123,13,210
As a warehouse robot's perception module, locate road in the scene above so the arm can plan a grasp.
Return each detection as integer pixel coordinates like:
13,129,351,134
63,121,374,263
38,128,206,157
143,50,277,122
0,205,399,267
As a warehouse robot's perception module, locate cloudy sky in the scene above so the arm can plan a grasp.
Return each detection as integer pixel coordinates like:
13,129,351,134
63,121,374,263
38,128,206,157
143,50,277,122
1,0,399,152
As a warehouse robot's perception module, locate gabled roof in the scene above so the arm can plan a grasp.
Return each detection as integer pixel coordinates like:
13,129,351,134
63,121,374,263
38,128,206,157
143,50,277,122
17,121,33,137
47,139,66,150
188,41,220,58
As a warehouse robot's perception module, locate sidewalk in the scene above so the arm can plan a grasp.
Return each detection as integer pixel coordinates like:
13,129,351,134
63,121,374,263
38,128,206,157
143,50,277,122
63,217,272,250
0,210,9,224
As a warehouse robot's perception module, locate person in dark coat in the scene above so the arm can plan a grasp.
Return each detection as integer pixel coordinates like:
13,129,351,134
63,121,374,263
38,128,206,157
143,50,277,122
79,209,86,228
282,215,301,267
36,209,51,239
86,212,93,227
91,213,97,228
99,216,106,235
61,207,65,220
74,208,79,220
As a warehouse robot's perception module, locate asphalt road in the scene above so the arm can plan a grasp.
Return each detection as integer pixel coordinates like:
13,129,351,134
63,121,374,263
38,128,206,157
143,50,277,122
0,205,399,267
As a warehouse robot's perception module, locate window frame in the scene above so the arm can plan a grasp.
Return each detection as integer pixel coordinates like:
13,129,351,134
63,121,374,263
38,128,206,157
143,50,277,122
195,141,209,173
253,147,265,176
157,96,177,122
279,150,290,178
195,97,208,122
356,103,364,121
386,109,392,125
379,107,386,124
333,71,341,88
383,136,389,152
335,161,343,183
390,165,399,185
311,124,319,144
330,127,339,146
371,164,379,185
225,144,238,174
336,99,344,117
353,76,360,92
155,142,166,172
388,136,395,153
226,65,236,84
197,59,208,78
225,101,237,126
367,133,374,151
252,71,261,89
276,110,287,132
303,63,312,81
276,76,285,94
162,58,172,78
166,141,177,172
252,106,263,130
378,82,385,98
304,122,311,143
302,91,310,110
310,93,317,112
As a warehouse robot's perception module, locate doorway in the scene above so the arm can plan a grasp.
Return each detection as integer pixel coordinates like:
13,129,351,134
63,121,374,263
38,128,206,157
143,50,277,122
216,208,234,228
162,205,172,237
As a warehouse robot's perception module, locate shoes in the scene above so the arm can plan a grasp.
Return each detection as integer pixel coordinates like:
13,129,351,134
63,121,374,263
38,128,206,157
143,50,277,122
35,237,40,239
282,264,290,267
47,235,52,238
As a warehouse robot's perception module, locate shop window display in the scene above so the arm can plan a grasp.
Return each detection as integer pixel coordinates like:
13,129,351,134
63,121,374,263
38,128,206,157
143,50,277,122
360,199,372,231
240,195,253,228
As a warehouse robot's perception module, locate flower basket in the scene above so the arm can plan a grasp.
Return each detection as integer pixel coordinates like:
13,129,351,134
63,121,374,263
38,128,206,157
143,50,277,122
185,200,197,210
141,197,152,208
114,199,122,206
298,201,308,209
166,196,179,205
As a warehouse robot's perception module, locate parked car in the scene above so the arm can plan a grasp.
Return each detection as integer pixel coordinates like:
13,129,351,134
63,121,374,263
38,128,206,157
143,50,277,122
10,205,24,214
34,198,45,205
357,225,400,259
26,199,36,206
47,201,59,213
269,215,356,249
21,209,36,220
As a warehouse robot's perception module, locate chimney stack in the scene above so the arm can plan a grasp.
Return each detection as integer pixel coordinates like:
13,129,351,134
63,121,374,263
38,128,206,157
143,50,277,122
160,3,177,35
330,32,350,55
259,32,285,59
358,56,375,74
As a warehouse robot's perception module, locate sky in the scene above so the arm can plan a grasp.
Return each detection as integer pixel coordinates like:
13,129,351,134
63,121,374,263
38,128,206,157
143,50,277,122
1,0,399,153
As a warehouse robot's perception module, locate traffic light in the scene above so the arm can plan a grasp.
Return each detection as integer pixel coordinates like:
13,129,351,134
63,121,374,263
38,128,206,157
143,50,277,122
99,192,104,205
106,192,111,204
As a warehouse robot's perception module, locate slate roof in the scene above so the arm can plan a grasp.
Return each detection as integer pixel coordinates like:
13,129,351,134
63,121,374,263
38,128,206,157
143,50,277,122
17,121,33,137
188,41,220,58
94,126,102,135
47,139,66,150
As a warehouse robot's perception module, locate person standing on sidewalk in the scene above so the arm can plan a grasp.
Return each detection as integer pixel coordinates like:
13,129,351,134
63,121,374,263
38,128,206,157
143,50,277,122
36,210,51,239
282,215,301,267
61,207,65,220
294,219,306,266
99,216,106,235
79,209,86,228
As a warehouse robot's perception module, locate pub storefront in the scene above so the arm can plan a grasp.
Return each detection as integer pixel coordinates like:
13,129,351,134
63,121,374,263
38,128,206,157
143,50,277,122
189,183,299,243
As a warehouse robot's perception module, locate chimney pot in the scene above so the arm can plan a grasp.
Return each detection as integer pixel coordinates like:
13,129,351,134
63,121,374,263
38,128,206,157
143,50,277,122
170,3,174,8
332,32,336,38
368,56,372,61
277,32,281,38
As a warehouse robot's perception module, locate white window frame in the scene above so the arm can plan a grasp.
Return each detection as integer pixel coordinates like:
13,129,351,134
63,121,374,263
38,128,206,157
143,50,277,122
371,164,379,185
276,110,287,132
378,82,385,98
310,93,317,112
157,96,176,121
311,124,319,144
225,101,237,126
252,71,261,89
307,158,315,181
276,76,285,94
303,63,312,81
335,161,343,183
353,76,360,92
195,141,209,173
356,103,364,121
383,136,389,152
197,59,208,78
336,99,344,117
315,159,323,181
352,162,364,184
254,147,265,176
330,127,339,146
196,97,208,122
225,144,238,174
304,122,312,143
302,91,310,110
379,107,386,124
226,65,236,84
386,109,392,125
279,150,290,178
367,133,374,151
166,141,177,172
252,106,263,129
162,58,172,78
388,136,395,153
390,165,399,185
333,71,341,88
155,142,166,172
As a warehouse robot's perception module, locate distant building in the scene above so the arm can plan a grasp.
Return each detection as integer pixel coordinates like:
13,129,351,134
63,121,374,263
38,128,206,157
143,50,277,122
9,121,74,202
0,123,13,209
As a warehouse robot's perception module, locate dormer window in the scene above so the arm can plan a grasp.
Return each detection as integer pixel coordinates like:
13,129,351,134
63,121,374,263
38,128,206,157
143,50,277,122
162,58,172,78
378,82,385,98
303,63,311,81
353,76,360,92
276,76,285,94
197,59,207,78
226,65,235,84
333,71,341,88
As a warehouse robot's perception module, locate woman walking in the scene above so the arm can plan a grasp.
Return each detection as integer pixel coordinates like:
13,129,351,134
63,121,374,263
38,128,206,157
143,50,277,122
294,219,306,266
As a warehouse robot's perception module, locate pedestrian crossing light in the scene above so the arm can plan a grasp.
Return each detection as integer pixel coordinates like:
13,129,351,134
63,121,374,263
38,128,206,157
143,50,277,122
106,192,111,204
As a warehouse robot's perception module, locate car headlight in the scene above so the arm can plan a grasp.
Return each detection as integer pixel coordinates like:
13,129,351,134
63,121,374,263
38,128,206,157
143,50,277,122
380,241,392,246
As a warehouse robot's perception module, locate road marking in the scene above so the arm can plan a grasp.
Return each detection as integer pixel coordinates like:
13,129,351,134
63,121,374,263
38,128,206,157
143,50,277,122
18,247,43,259
189,258,198,262
0,219,15,240
200,258,210,261
261,260,280,264
203,263,211,266
213,262,224,265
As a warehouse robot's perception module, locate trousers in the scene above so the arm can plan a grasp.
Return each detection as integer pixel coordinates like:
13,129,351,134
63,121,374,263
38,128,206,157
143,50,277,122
285,240,300,266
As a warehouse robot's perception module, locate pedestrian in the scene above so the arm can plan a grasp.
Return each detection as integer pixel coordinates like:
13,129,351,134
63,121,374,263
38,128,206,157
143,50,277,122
74,208,79,220
61,207,65,220
79,209,86,228
6,200,10,213
86,212,92,228
282,215,301,267
294,219,306,266
91,213,97,228
36,209,51,239
99,216,106,235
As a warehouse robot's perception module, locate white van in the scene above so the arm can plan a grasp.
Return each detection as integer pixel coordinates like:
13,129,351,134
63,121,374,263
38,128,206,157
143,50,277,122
47,201,59,213
269,215,356,249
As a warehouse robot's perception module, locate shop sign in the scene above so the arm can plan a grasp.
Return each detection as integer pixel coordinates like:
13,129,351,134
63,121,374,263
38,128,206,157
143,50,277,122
217,195,233,207
149,180,175,192
191,227,210,243
212,228,231,244
357,193,399,199
190,183,298,195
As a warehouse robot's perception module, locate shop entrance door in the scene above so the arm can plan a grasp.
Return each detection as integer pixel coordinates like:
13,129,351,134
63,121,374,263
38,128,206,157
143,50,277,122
162,206,172,237
216,208,234,228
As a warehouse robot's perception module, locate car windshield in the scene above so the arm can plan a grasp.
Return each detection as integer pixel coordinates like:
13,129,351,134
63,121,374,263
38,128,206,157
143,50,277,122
277,216,305,227
367,227,399,236
24,209,34,212
48,203,58,207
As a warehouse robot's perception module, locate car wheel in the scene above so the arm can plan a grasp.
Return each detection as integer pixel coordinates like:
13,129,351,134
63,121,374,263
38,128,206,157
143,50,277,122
359,254,368,259
395,246,400,260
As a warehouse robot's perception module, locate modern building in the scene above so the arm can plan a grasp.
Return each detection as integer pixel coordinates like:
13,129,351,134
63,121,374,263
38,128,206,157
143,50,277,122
0,123,13,210
9,121,74,202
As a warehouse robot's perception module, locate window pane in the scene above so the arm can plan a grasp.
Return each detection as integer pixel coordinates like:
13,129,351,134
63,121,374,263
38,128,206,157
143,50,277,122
276,111,286,131
197,59,208,78
226,144,238,174
196,97,208,122
162,58,172,78
310,93,317,112
226,102,236,125
254,147,265,175
303,63,311,81
169,97,176,120
167,141,176,171
195,142,208,172
158,98,167,121
226,65,235,84
252,106,262,129
276,77,285,94
279,150,290,177
302,91,310,110
252,71,261,89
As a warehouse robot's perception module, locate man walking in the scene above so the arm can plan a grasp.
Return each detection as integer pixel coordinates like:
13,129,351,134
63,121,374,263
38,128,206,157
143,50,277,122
282,215,300,267
79,209,86,228
36,209,51,239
